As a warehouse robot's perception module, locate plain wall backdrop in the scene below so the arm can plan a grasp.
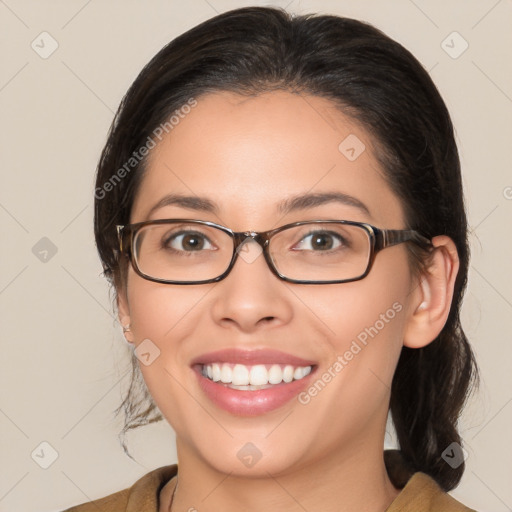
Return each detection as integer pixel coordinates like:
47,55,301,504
0,1,511,511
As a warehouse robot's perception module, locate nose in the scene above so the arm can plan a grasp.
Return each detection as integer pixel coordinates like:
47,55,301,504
209,238,293,333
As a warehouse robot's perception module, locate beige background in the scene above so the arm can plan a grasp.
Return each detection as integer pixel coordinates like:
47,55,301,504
0,1,511,511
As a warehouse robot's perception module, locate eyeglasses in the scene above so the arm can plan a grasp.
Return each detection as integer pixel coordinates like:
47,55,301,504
116,219,432,285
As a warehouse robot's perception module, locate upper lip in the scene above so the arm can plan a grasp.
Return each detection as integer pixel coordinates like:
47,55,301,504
191,348,316,367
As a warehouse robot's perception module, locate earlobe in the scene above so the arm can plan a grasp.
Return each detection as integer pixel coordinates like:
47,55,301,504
403,235,459,349
117,288,134,343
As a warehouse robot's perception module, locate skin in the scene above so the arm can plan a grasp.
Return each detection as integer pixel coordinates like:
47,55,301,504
117,91,459,512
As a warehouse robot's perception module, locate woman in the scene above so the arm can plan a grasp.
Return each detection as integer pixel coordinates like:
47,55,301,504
64,6,479,511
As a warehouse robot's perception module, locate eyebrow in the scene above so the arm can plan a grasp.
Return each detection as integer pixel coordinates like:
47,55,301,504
147,191,371,218
147,194,219,217
277,192,371,217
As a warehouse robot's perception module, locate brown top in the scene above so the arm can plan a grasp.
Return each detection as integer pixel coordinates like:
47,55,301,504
61,450,477,512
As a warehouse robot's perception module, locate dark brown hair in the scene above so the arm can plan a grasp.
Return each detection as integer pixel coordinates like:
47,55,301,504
94,6,479,491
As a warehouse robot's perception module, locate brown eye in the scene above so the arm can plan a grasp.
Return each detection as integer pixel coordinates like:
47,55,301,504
164,231,214,252
293,231,346,251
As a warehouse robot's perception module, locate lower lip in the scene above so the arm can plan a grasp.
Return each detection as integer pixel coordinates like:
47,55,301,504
194,367,315,416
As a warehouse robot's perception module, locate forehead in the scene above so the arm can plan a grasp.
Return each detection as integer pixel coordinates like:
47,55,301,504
131,90,404,229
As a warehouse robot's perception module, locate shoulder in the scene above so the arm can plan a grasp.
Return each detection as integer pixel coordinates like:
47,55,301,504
384,450,477,512
387,472,478,512
61,488,129,512
60,464,178,512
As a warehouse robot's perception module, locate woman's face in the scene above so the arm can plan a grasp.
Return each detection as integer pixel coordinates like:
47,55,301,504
120,91,419,477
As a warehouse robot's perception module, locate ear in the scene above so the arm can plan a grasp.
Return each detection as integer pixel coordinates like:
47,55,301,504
117,285,134,343
403,235,459,349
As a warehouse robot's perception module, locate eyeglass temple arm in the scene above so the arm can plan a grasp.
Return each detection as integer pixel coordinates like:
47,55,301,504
374,228,432,251
116,225,125,252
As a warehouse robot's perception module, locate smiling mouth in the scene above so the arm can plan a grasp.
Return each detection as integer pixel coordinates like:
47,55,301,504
196,362,313,390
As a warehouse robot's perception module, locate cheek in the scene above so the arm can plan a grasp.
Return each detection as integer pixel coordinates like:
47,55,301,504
126,271,212,348
296,255,409,349
285,270,408,452
293,250,411,397
125,275,212,431
125,274,205,386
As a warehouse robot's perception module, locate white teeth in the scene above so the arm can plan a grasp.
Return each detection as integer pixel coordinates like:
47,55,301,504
232,364,250,385
293,366,311,380
268,364,283,384
249,365,268,386
283,365,294,383
212,363,221,382
293,367,305,380
201,362,313,387
220,364,232,383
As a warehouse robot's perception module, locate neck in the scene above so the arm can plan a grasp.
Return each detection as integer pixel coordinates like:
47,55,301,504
169,441,400,512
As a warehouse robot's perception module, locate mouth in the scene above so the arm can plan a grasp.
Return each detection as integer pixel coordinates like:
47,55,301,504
196,362,312,389
191,349,317,416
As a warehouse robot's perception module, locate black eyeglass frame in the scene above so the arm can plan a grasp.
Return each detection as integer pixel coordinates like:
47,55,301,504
116,219,432,285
